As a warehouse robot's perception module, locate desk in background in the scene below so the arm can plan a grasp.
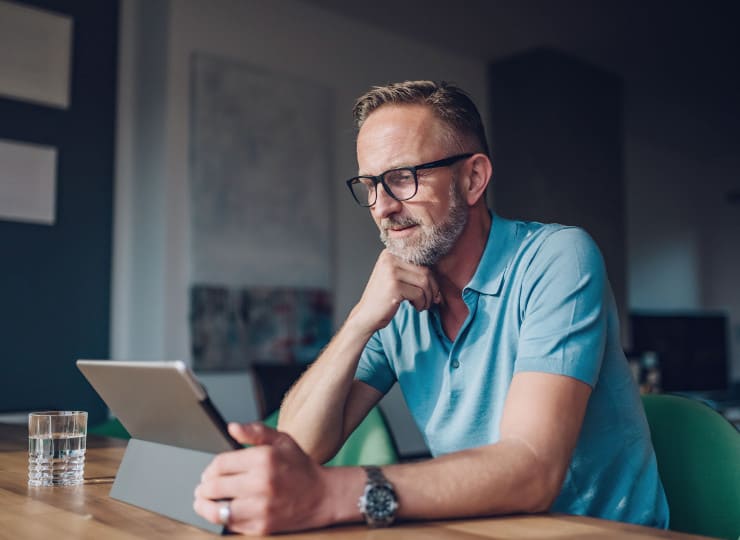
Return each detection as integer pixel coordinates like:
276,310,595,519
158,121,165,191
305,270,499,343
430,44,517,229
0,424,712,539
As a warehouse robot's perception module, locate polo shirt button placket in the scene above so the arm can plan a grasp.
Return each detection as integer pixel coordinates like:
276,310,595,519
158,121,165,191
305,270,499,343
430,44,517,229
451,358,460,369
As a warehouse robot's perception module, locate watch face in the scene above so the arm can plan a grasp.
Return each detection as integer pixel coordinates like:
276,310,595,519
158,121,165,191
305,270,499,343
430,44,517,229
366,485,396,519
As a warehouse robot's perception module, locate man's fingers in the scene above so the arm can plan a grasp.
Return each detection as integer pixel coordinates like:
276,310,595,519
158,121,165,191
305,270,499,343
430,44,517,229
202,428,302,482
193,496,260,526
390,258,442,300
202,441,279,481
392,268,441,310
193,496,226,526
228,421,281,446
201,451,250,481
193,496,272,534
397,282,430,312
195,471,254,500
227,496,274,536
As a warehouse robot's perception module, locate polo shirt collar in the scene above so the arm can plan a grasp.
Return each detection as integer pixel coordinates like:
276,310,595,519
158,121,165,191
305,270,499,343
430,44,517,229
465,212,520,296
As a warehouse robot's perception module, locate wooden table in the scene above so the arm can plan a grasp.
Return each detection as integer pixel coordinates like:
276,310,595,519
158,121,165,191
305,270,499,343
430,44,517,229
0,424,711,539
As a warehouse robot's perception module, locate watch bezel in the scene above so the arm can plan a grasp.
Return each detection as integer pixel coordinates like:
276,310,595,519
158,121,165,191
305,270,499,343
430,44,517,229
358,467,398,527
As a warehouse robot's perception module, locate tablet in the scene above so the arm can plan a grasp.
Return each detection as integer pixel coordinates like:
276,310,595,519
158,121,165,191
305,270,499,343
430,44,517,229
77,360,241,454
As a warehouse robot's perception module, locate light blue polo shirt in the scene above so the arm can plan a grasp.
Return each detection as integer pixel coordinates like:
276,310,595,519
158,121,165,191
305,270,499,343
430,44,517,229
356,213,669,528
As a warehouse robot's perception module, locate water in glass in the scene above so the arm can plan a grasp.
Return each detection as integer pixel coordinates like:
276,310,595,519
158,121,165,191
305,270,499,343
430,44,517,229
28,411,87,487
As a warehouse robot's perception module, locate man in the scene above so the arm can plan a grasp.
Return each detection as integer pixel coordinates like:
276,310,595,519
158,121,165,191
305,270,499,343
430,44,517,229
193,80,669,535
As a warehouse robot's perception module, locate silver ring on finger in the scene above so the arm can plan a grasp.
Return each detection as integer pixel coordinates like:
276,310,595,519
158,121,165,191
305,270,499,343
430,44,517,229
218,500,232,526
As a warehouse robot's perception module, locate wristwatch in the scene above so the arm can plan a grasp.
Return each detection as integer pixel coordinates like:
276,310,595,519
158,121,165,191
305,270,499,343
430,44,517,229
358,466,398,527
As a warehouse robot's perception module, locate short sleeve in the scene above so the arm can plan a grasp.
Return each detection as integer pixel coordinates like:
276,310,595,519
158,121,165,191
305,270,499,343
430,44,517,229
355,330,396,394
514,227,608,387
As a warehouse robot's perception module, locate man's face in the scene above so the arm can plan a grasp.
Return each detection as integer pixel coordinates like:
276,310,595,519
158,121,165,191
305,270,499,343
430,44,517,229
356,105,469,266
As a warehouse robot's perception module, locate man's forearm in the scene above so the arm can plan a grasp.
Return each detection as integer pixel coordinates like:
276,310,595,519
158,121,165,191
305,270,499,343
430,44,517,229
323,438,561,526
280,250,439,463
278,315,376,462
387,439,560,518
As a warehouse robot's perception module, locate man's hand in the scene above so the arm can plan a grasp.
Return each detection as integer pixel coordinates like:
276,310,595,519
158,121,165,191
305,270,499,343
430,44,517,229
193,423,333,535
349,250,441,335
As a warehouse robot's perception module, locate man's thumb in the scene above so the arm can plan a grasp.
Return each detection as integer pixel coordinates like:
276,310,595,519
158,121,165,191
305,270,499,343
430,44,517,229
228,421,281,446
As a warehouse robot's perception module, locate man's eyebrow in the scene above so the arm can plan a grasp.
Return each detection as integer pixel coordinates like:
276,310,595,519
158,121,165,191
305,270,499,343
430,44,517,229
358,162,413,177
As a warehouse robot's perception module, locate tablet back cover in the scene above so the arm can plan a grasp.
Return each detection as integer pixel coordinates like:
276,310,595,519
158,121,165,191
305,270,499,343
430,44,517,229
78,360,238,453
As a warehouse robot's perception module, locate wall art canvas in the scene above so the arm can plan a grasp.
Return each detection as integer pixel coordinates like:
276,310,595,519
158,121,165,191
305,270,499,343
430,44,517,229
189,54,334,370
189,53,332,289
191,285,332,371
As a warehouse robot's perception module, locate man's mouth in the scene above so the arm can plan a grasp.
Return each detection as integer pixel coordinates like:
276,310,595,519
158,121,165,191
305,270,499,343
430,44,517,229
385,224,418,237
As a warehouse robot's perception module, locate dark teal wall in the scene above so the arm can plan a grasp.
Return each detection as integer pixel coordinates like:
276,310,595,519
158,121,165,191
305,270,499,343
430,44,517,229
488,49,626,338
0,0,118,423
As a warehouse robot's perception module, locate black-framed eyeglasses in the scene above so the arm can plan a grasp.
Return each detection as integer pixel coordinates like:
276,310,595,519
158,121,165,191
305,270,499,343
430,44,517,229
345,153,474,207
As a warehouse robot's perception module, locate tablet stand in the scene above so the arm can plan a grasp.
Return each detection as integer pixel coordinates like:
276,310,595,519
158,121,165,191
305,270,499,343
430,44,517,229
110,438,226,534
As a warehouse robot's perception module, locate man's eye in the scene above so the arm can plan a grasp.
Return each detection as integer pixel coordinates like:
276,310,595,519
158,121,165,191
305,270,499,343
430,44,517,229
385,170,414,185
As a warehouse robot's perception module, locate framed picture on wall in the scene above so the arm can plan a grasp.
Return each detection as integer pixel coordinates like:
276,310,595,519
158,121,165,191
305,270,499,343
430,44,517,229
189,53,334,370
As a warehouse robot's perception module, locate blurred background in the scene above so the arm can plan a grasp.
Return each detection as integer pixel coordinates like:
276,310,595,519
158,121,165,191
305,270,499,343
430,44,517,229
1,0,738,456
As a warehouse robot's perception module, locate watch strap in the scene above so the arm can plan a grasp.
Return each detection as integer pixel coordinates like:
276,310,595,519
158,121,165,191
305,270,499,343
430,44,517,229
359,466,398,527
364,466,387,485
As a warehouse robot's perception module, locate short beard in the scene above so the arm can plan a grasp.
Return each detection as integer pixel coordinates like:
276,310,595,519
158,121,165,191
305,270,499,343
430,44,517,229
379,180,469,267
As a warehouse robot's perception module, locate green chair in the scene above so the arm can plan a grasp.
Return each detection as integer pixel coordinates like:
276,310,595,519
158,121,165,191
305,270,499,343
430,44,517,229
642,394,740,540
87,416,131,439
264,406,399,467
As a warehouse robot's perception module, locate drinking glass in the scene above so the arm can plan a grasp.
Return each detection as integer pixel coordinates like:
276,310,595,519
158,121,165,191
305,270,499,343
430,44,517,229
28,411,87,487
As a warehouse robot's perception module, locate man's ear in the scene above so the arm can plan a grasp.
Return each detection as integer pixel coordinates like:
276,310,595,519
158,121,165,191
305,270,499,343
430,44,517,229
463,154,492,206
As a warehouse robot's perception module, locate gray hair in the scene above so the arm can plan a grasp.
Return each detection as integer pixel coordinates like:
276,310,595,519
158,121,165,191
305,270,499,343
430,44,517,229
352,80,490,156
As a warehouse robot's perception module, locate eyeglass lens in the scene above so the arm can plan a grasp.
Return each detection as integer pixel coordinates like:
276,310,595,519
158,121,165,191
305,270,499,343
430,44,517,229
351,168,416,206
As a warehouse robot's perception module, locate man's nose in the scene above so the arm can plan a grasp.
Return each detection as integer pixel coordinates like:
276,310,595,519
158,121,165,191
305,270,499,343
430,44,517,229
372,184,402,218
